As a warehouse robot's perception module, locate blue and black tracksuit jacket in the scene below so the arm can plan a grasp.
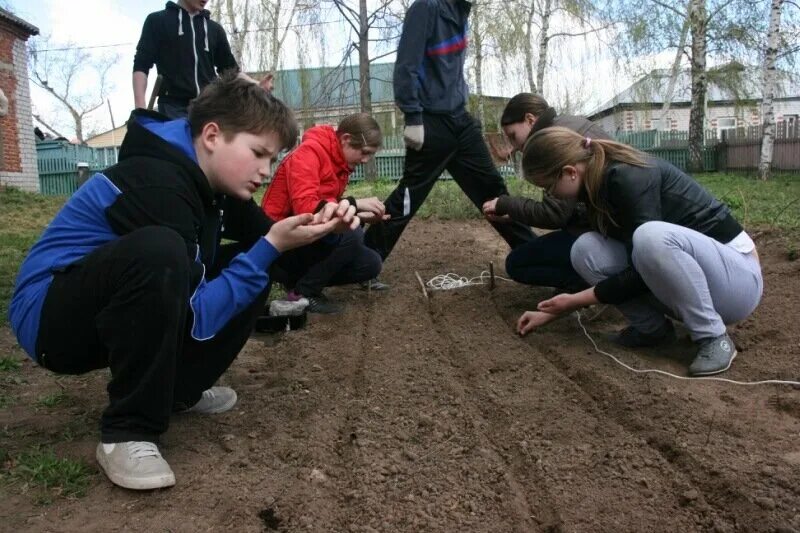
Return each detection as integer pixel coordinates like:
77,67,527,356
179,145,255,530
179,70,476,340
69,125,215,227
9,109,278,361
394,0,472,125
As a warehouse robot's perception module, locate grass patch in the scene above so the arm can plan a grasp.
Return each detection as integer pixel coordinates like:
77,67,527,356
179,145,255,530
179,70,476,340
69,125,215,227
0,187,66,327
36,391,67,408
345,177,542,220
694,172,800,229
0,356,22,372
0,393,13,408
6,446,93,503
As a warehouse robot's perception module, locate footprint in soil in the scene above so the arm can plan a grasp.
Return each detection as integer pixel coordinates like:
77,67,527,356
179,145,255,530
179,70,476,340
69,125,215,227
259,507,282,531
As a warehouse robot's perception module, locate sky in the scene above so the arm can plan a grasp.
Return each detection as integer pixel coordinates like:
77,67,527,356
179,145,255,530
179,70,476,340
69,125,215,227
7,0,166,138
5,0,654,141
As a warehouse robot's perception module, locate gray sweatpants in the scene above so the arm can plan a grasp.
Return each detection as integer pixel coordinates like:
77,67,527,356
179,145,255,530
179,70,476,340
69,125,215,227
570,221,763,341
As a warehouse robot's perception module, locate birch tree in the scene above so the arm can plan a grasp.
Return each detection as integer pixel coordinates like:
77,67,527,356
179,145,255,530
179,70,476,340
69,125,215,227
500,0,613,97
687,0,707,172
759,0,785,180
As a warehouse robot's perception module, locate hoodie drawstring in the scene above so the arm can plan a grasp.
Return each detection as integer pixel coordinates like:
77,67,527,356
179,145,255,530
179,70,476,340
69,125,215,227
203,18,209,51
178,9,184,36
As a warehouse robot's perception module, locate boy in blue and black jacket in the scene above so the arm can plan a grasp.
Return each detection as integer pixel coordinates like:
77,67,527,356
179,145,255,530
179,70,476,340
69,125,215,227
363,0,533,261
9,72,358,490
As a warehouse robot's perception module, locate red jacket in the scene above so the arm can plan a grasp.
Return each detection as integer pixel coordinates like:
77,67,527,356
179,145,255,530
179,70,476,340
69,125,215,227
262,125,352,220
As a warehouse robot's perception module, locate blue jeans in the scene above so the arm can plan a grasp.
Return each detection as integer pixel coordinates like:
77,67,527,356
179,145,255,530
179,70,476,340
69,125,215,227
505,230,586,290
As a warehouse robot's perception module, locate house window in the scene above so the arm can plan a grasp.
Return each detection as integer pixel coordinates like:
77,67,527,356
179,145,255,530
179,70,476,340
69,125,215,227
785,114,797,136
718,117,736,131
650,118,661,131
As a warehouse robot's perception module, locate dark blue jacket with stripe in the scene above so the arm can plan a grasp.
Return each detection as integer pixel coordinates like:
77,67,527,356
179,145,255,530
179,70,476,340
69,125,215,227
394,0,471,125
9,110,277,361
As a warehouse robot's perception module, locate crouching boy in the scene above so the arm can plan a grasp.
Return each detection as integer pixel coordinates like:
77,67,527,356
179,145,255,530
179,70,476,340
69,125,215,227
8,72,358,490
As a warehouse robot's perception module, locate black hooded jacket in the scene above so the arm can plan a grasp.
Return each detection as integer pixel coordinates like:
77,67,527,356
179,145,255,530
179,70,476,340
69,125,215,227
133,2,239,104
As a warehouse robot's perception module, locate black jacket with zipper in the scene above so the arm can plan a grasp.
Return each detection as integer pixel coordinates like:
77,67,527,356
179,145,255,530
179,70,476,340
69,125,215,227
593,158,743,305
133,1,239,105
394,0,472,125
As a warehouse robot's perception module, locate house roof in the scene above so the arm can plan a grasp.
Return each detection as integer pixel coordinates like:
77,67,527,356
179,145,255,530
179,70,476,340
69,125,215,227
249,62,395,110
589,64,800,119
0,8,39,36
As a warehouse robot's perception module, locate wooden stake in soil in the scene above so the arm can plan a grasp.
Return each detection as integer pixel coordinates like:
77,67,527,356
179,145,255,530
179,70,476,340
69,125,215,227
414,271,428,300
489,261,496,290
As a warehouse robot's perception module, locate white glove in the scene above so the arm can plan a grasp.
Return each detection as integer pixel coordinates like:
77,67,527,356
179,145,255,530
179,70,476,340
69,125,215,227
403,125,424,151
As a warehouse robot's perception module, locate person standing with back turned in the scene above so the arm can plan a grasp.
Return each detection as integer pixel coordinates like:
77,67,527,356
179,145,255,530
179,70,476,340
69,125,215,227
363,0,533,268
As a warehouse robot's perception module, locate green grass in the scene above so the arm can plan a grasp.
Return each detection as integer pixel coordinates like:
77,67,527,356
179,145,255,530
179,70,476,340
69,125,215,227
345,178,542,220
36,391,67,408
7,446,93,503
0,187,66,327
0,356,22,372
694,172,800,229
0,393,13,408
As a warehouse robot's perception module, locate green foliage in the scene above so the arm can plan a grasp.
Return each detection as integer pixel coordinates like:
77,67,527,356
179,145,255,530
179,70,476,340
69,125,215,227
36,391,67,408
0,356,22,372
6,447,93,503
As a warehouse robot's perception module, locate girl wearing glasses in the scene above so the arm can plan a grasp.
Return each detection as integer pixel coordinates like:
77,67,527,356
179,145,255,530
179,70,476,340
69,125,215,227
515,127,762,377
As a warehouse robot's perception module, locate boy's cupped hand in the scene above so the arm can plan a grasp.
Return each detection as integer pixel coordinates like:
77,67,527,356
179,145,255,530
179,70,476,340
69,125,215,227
266,206,360,252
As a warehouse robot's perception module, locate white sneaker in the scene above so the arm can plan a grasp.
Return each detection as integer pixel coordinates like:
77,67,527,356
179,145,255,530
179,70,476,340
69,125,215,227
269,298,308,316
96,441,176,490
186,386,238,414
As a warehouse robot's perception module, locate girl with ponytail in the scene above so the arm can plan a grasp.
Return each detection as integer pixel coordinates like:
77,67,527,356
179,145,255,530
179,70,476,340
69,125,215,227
516,127,763,377
482,93,612,292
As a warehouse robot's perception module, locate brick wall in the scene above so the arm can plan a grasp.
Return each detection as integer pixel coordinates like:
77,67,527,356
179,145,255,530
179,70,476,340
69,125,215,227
0,20,39,192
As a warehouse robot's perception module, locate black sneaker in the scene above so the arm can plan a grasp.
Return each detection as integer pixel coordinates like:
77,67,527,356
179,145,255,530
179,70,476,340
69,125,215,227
689,333,737,376
610,320,676,348
359,278,390,291
306,294,343,314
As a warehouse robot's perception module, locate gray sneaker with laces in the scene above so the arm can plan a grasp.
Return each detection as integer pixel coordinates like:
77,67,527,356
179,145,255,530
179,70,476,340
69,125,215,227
186,386,238,414
96,441,175,490
689,333,737,376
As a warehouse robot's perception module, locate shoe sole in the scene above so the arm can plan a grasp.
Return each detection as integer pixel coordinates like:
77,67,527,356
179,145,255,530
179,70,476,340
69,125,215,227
689,350,737,377
96,447,176,490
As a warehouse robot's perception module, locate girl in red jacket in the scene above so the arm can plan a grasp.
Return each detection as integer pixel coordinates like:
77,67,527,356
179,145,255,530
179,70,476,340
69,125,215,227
262,113,387,313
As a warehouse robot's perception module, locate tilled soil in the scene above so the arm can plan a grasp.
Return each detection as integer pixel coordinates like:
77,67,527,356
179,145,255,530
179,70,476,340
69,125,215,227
1,220,799,532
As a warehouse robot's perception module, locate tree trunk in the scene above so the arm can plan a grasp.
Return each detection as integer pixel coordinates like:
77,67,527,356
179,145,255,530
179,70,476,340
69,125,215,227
472,4,485,126
225,0,249,65
659,9,690,125
536,0,553,93
759,0,784,181
71,109,84,144
524,3,537,93
358,0,377,181
687,0,707,173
